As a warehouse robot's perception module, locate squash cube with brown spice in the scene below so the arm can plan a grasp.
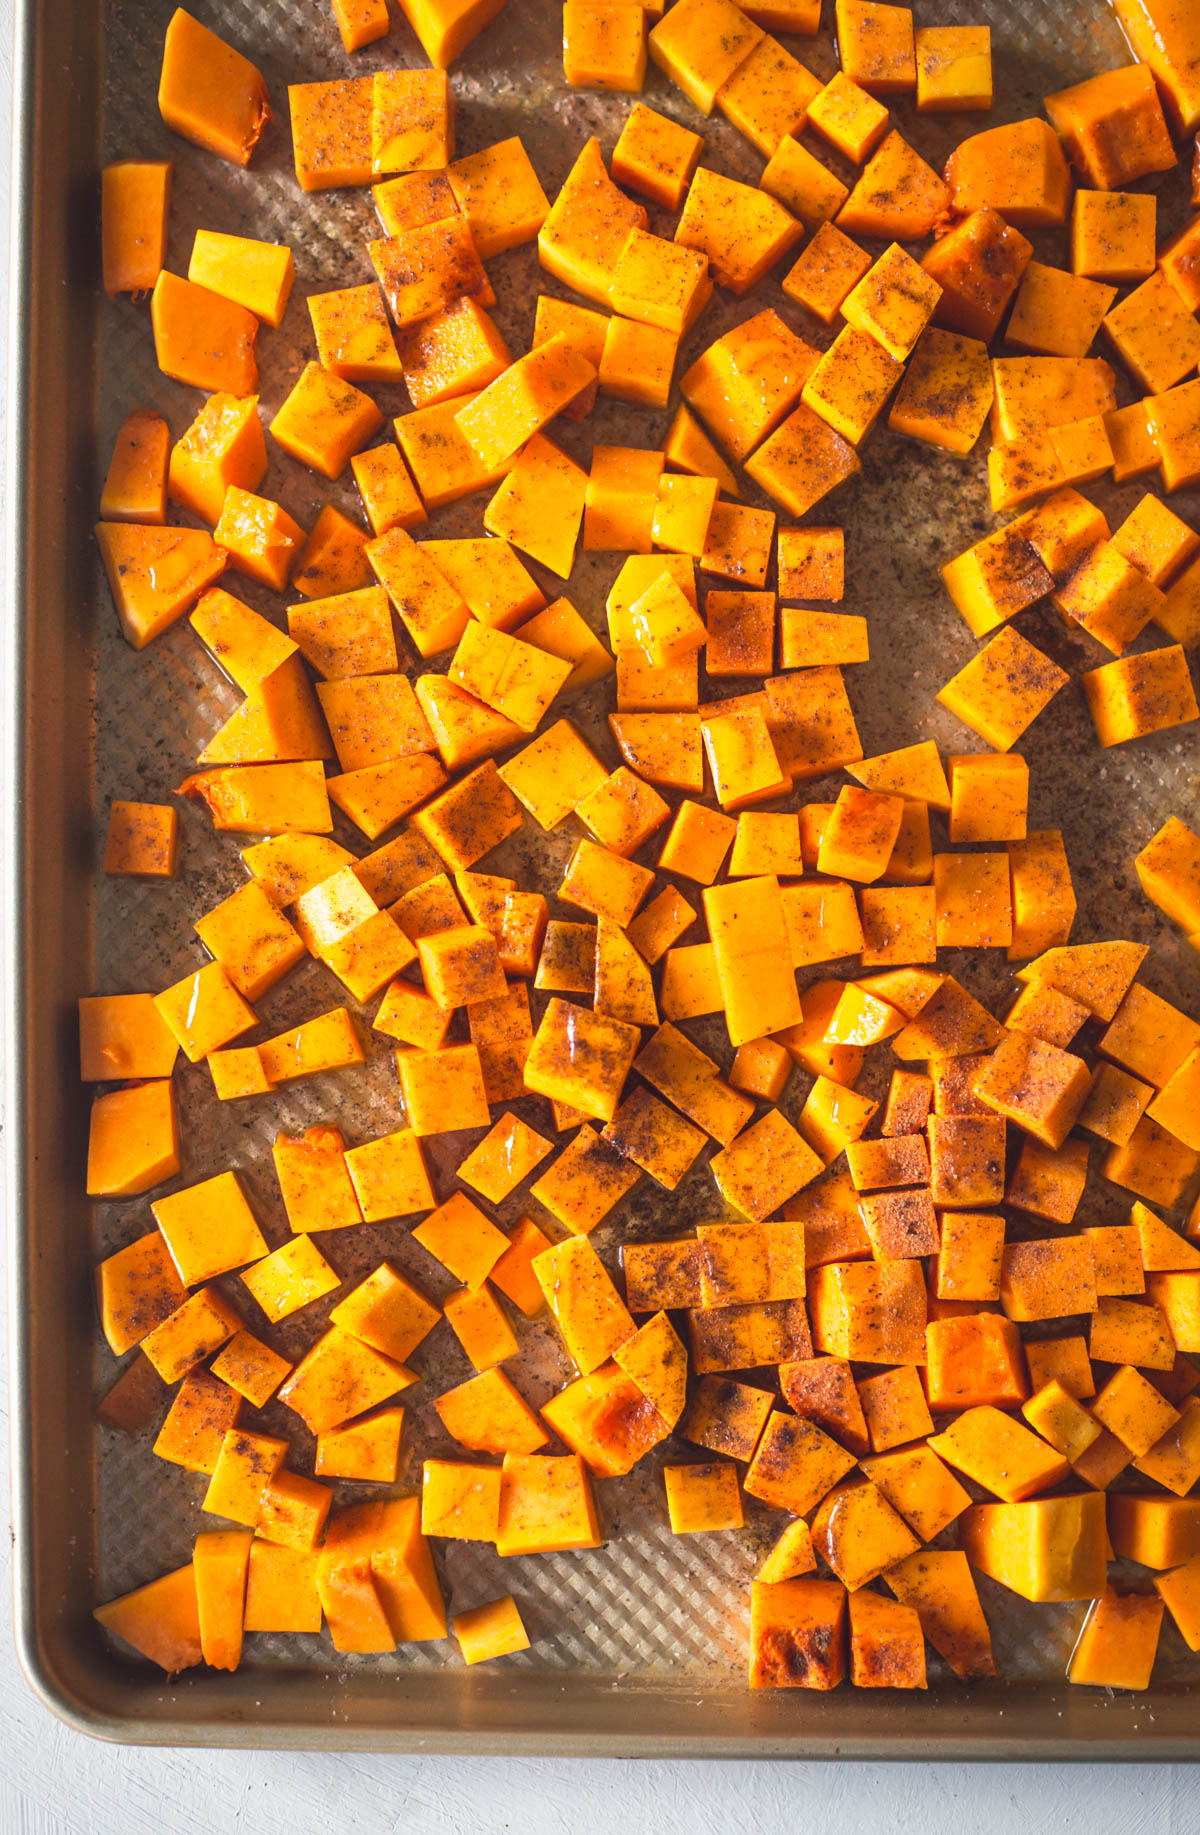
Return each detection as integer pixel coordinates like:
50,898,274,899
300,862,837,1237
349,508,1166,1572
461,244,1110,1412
612,102,703,210
888,328,993,455
802,325,903,447
1083,645,1199,748
842,242,940,363
523,996,639,1123
838,129,949,240
857,1364,934,1451
530,1125,641,1235
849,1589,926,1689
1071,189,1155,283
681,1374,774,1460
1007,1134,1090,1223
915,24,990,111
104,800,178,877
836,0,915,93
928,1114,1007,1207
203,1428,289,1527
782,221,872,324
922,207,1031,343
809,1259,927,1364
646,0,763,114
808,70,889,162
749,1576,846,1689
745,1411,857,1516
1000,1233,1098,1322
675,166,801,296
613,1310,688,1429
152,1367,242,1474
937,626,1069,752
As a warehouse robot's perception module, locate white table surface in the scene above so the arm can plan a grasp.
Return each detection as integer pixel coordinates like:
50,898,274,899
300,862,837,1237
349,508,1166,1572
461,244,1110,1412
2,5,1198,1829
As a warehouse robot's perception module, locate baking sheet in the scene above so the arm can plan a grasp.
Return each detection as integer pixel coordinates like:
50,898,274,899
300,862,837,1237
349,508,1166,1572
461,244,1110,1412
9,0,1200,1753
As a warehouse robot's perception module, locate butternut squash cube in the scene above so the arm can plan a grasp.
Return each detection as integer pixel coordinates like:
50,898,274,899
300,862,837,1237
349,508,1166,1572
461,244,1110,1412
662,1461,743,1534
443,1283,519,1368
96,522,227,651
94,1563,203,1677
749,1576,846,1688
538,136,648,306
625,886,695,965
152,1367,241,1476
533,1234,635,1373
838,129,949,239
647,0,762,113
807,70,888,163
612,102,704,209
681,1374,774,1459
168,393,267,526
938,626,1068,751
1071,189,1156,283
138,1282,243,1386
421,1458,502,1541
914,24,990,111
542,1363,668,1476
676,166,800,296
101,411,169,524
809,1259,926,1364
812,1478,921,1588
495,1451,602,1555
86,1080,179,1199
1113,1494,1200,1570
1046,61,1174,190
930,1406,1069,1501
102,161,171,298
279,1329,415,1435
922,207,1031,343
745,1411,857,1517
453,1594,530,1664
1069,1590,1164,1691
943,117,1071,228
157,8,270,168
836,0,914,94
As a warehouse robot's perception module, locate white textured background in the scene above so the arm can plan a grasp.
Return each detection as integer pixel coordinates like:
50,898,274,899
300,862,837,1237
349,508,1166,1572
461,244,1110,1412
2,3,1199,1829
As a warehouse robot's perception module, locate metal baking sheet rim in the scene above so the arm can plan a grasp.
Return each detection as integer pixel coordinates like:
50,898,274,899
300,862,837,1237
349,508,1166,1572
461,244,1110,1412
6,0,1200,1755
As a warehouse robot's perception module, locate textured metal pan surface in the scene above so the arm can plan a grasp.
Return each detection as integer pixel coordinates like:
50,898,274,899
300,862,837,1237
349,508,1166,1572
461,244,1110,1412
8,0,1200,1755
